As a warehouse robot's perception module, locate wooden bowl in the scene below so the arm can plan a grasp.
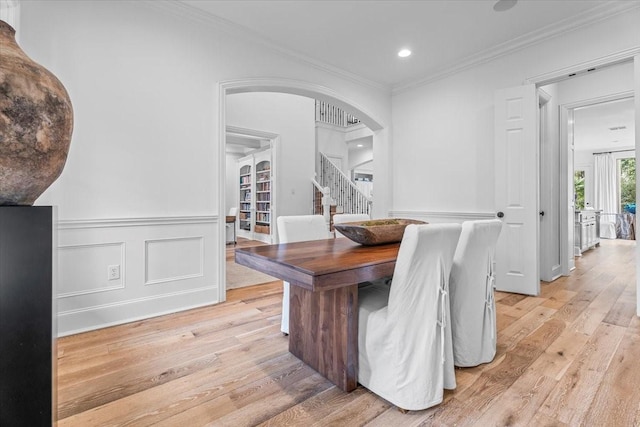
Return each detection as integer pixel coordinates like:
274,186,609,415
334,218,427,245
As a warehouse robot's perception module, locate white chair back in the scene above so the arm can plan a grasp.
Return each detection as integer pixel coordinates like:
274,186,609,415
358,223,462,410
277,215,329,243
227,207,238,217
333,213,370,238
276,215,329,334
449,219,502,367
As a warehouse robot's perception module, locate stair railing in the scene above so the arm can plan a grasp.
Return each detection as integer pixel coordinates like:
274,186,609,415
315,100,361,127
318,152,371,216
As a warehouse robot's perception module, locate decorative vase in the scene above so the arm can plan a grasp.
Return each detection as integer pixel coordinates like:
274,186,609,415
0,19,73,205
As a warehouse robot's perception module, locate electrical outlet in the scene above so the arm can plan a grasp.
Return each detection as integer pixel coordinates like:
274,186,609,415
108,265,120,281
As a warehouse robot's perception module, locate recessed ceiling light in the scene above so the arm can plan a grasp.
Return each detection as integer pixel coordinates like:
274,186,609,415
493,0,517,12
357,144,364,147
398,49,411,58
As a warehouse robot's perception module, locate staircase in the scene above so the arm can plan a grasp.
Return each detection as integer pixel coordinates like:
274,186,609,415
316,152,372,218
312,101,371,224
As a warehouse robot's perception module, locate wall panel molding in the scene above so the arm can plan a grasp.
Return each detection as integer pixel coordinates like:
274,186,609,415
55,215,219,336
389,210,496,223
144,236,205,285
58,215,217,230
57,242,126,298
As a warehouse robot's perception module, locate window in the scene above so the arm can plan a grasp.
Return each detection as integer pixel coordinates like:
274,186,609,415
574,170,585,210
619,157,636,213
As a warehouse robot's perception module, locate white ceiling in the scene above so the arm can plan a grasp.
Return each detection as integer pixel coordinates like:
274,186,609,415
574,97,635,152
179,0,635,89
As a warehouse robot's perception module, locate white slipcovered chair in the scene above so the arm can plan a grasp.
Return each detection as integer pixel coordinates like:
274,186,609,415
358,223,462,411
277,215,330,334
449,219,502,367
333,213,370,238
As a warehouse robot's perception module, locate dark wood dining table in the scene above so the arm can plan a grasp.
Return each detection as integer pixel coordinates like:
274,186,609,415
235,238,400,392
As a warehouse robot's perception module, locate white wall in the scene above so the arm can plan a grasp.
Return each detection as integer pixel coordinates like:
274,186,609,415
226,92,316,217
225,152,242,215
316,124,349,173
18,0,390,335
349,138,374,171
391,9,640,217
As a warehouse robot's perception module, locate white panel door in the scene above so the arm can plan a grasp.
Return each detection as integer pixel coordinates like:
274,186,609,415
494,84,540,295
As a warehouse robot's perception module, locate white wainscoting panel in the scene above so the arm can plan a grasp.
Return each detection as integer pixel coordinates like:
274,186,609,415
145,237,204,285
56,216,219,336
58,242,125,297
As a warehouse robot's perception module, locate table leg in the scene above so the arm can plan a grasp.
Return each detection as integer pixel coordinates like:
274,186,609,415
288,283,358,392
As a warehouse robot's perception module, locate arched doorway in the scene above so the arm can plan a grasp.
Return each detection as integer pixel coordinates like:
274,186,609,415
217,78,387,302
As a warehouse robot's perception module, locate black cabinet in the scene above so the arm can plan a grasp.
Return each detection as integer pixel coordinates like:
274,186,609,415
0,206,54,425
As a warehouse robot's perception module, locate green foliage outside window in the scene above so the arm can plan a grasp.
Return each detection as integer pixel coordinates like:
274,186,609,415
574,170,585,210
620,158,636,211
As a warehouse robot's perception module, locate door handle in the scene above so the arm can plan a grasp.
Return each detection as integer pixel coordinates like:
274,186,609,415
540,211,545,217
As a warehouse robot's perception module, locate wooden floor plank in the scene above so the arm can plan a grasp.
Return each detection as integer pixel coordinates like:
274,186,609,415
496,305,557,354
158,361,325,427
59,349,294,426
472,371,557,426
538,323,627,425
541,289,578,310
582,327,640,426
258,386,357,426
309,388,391,426
464,317,565,410
55,239,638,426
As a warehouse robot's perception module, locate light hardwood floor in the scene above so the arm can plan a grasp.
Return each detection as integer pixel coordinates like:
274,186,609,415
57,239,638,426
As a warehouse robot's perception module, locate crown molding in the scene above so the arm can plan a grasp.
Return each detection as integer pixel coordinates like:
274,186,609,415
141,0,390,94
525,47,640,86
140,1,636,100
392,1,640,94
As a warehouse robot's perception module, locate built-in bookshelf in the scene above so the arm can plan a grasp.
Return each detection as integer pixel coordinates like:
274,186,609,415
237,150,273,243
239,164,252,231
255,160,271,234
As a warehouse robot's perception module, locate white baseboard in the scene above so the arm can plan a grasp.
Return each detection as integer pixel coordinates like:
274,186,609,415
57,285,219,337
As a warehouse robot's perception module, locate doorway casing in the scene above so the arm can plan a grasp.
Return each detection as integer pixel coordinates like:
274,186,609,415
525,47,639,314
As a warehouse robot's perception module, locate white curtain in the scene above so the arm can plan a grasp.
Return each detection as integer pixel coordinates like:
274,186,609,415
594,153,618,225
